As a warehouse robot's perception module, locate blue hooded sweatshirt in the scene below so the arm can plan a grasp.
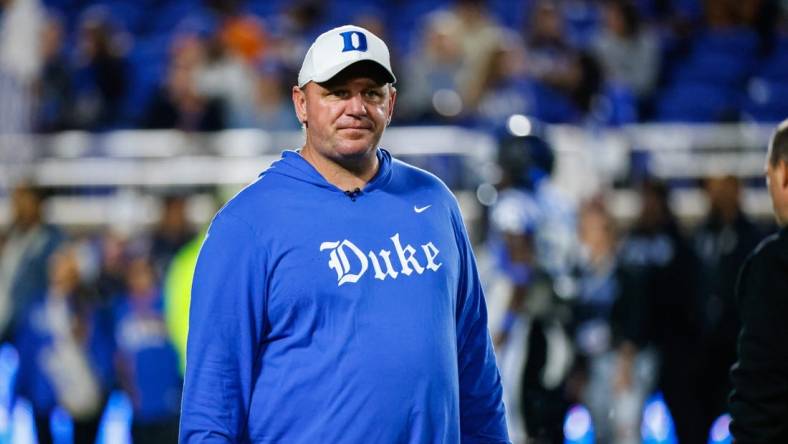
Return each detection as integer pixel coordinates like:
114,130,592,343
181,149,509,443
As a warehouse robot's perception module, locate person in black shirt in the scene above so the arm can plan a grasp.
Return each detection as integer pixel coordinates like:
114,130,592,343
729,118,788,443
693,175,762,433
143,35,225,132
617,179,705,444
72,11,128,130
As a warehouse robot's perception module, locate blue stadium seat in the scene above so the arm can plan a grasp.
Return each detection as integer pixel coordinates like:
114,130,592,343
671,52,754,88
150,1,215,35
386,0,449,54
327,0,387,27
694,28,759,57
120,35,170,125
92,1,146,34
632,0,660,20
244,0,287,18
596,84,638,125
758,51,788,82
772,34,788,60
670,0,703,20
742,79,788,123
655,84,740,122
563,0,600,49
530,81,581,124
488,0,530,31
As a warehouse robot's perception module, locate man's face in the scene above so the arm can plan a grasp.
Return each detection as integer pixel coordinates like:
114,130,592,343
705,176,739,215
12,187,41,229
766,159,786,226
49,247,80,294
293,69,396,162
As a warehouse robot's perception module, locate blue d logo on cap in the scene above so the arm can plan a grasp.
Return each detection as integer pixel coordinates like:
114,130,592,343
340,31,368,52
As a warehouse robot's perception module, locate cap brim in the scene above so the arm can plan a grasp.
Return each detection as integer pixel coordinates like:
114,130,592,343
302,59,396,87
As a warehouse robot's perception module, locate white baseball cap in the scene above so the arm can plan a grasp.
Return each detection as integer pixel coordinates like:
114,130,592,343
298,25,396,87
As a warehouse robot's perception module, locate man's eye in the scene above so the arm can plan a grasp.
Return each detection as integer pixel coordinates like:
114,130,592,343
365,90,383,99
330,90,349,98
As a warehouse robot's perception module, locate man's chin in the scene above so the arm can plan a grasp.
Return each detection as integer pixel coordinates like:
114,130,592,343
335,136,380,155
335,145,375,159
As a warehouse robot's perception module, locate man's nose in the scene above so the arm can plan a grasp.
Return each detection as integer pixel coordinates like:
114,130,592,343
346,93,367,116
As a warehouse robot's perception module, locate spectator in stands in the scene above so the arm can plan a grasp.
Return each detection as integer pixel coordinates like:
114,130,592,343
489,195,572,443
729,119,788,442
207,0,268,64
776,0,788,37
267,0,326,74
14,243,115,444
564,50,605,122
449,0,506,111
71,8,128,130
0,0,45,134
114,256,181,444
164,230,205,376
143,34,225,131
401,1,504,122
162,194,216,376
94,230,129,301
148,194,196,279
488,133,576,442
397,11,465,122
0,183,63,342
193,34,258,128
352,12,399,67
496,133,577,279
523,1,576,99
617,179,705,444
33,13,75,132
567,197,656,444
692,175,762,433
704,0,762,32
591,0,659,108
474,31,536,126
250,60,302,131
523,2,607,123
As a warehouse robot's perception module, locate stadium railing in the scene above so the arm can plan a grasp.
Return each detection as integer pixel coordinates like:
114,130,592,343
0,123,776,230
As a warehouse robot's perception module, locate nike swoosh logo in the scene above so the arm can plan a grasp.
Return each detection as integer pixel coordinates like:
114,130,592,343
414,205,431,213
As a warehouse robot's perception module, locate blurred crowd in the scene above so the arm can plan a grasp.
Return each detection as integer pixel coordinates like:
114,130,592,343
481,133,774,443
0,131,779,443
1,0,787,443
0,184,198,443
0,0,787,135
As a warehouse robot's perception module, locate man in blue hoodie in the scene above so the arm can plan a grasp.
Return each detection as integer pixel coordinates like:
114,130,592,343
180,24,510,444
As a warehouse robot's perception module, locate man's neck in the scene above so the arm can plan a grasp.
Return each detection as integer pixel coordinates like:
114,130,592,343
300,146,379,191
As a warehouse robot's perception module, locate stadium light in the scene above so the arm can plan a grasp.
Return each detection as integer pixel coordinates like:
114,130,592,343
708,414,732,444
563,404,594,444
506,114,533,137
432,89,463,117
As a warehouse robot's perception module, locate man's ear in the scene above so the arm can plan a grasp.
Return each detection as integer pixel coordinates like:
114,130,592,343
780,159,788,190
386,85,397,125
292,86,307,125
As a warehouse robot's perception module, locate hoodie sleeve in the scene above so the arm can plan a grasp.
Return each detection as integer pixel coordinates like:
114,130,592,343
451,207,511,443
180,212,267,444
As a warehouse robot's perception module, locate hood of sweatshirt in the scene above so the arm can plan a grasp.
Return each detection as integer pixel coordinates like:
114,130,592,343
262,147,394,197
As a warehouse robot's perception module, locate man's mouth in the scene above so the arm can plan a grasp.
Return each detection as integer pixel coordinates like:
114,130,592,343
337,127,373,136
338,125,372,131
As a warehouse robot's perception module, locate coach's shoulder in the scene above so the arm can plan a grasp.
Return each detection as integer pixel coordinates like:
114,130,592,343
391,156,456,197
737,228,788,296
749,228,788,265
210,176,276,234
